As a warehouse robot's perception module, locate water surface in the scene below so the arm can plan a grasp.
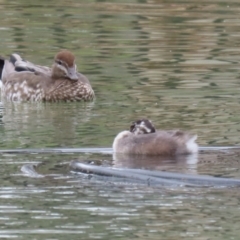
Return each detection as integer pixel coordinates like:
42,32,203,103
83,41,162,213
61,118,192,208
0,0,240,239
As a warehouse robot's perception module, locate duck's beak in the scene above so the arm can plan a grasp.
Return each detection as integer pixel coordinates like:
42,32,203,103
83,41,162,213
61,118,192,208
67,66,78,80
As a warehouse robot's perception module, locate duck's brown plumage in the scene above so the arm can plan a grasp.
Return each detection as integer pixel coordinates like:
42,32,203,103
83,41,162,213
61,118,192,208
55,51,75,67
0,50,94,102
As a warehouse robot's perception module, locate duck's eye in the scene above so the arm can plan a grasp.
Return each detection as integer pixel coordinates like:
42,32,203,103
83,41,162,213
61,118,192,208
56,60,63,65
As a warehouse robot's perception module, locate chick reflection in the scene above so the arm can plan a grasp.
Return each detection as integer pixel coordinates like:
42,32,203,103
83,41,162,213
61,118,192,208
113,152,198,173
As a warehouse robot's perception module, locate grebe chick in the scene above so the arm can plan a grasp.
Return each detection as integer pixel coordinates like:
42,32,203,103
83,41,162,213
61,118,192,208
113,119,198,156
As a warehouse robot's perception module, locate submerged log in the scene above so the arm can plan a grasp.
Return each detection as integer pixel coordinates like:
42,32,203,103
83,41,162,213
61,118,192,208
20,161,240,187
70,161,240,187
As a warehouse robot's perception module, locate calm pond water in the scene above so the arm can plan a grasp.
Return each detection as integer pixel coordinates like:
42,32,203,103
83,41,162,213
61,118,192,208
0,0,240,239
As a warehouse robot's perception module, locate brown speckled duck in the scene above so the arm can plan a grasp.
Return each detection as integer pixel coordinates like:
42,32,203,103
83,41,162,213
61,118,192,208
113,119,198,155
0,50,94,102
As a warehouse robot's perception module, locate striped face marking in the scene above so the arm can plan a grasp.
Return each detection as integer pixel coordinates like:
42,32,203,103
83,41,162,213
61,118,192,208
130,119,156,135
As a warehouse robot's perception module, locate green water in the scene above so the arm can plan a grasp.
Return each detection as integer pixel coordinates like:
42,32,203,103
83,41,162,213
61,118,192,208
0,0,240,239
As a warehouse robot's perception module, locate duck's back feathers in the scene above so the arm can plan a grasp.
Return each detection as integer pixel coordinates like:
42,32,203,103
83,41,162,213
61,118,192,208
10,53,50,74
2,71,46,101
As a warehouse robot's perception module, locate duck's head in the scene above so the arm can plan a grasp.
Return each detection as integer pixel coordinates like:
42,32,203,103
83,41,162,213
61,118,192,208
130,119,156,135
52,50,78,80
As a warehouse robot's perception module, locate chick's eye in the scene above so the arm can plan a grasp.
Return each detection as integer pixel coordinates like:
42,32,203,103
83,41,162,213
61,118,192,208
130,123,135,132
57,60,62,65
